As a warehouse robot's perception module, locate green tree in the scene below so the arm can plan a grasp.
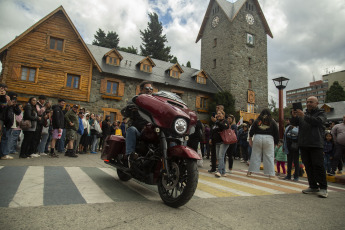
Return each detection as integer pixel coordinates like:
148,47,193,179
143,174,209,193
140,12,172,62
208,91,236,121
325,81,345,102
170,56,178,64
92,29,119,49
118,46,138,54
186,61,191,68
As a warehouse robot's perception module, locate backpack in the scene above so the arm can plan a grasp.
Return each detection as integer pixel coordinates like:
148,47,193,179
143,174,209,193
286,126,299,140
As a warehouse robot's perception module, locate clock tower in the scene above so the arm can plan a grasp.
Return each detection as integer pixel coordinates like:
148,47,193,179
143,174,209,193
196,0,273,113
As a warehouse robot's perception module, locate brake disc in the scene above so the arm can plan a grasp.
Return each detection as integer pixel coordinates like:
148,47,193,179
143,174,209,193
162,162,180,190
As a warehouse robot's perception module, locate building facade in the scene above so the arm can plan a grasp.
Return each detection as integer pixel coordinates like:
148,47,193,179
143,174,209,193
322,70,345,90
197,0,273,113
286,80,328,107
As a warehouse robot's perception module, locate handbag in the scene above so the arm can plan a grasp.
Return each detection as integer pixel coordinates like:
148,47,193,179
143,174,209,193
219,128,237,145
19,120,32,130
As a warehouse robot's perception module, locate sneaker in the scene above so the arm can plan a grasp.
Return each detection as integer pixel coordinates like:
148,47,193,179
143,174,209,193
90,151,97,154
39,153,48,156
208,169,216,173
293,177,299,182
31,153,40,158
240,160,246,163
49,153,59,158
302,188,319,194
283,176,291,180
228,170,232,174
215,172,221,177
328,171,335,176
221,173,227,177
1,155,14,160
317,189,328,198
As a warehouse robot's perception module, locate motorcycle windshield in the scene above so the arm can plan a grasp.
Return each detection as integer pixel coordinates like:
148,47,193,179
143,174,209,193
153,91,186,106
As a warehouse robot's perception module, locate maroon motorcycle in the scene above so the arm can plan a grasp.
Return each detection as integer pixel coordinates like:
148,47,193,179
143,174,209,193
101,91,200,208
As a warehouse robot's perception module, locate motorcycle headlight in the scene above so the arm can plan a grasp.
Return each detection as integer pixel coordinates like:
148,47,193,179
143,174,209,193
174,118,187,135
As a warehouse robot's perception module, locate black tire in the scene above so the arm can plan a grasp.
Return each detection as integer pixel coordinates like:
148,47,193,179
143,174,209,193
117,169,132,181
158,159,198,208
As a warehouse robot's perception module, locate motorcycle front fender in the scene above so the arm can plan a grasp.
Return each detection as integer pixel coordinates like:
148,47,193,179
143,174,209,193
167,145,201,160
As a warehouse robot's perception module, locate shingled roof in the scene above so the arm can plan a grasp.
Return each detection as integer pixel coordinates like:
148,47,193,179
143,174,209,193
87,44,220,94
320,101,345,121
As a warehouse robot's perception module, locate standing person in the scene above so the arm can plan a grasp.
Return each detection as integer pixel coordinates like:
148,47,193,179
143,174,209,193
239,124,249,163
204,124,211,159
291,96,328,198
283,123,300,181
89,113,99,154
187,119,203,152
49,99,65,158
20,97,41,158
74,112,84,153
37,109,51,156
247,119,254,164
10,103,23,155
247,109,279,179
1,92,21,159
330,115,345,175
56,104,69,153
225,114,237,173
0,83,9,142
32,95,48,154
275,140,287,176
121,81,153,162
211,110,230,177
80,113,90,154
110,121,117,135
208,105,224,173
64,105,79,157
323,133,335,175
100,115,111,150
120,118,127,137
115,120,122,136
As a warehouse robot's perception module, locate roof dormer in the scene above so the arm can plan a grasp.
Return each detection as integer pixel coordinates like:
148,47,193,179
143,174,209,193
167,63,184,79
137,56,156,73
104,48,123,66
192,69,208,84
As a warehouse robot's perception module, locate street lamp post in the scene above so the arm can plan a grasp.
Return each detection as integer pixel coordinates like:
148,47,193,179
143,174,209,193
272,77,289,139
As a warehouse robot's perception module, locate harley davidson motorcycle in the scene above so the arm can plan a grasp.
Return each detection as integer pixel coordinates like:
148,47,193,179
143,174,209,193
101,91,200,208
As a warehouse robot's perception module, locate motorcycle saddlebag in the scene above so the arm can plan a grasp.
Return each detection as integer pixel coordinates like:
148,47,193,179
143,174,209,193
101,135,126,160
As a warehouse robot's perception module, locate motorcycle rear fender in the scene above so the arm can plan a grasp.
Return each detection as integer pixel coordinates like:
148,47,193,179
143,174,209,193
167,145,201,160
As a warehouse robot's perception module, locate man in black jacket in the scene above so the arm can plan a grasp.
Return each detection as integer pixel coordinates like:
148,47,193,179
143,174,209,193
49,99,65,157
292,96,328,198
122,81,153,161
99,115,111,151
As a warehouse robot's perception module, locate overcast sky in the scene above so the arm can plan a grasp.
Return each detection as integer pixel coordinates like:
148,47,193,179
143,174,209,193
0,0,344,103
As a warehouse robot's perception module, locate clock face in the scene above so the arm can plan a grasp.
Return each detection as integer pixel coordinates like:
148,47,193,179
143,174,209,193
212,16,220,28
246,13,254,25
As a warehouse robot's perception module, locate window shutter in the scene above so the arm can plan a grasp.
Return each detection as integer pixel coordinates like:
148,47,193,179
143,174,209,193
100,79,107,94
11,64,21,80
118,82,125,96
195,96,201,109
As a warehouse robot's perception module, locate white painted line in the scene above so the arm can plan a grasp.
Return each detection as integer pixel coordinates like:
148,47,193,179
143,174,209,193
200,172,285,194
99,167,161,201
9,166,44,207
198,179,254,196
0,166,4,170
65,167,113,204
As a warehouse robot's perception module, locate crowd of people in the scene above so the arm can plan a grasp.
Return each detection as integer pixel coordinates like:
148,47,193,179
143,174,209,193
0,83,127,160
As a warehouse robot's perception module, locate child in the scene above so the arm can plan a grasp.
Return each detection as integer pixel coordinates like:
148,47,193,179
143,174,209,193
275,140,287,176
324,132,334,175
239,124,249,163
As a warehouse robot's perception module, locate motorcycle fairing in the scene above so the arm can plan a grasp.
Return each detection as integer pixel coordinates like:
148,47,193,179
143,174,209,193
167,145,201,160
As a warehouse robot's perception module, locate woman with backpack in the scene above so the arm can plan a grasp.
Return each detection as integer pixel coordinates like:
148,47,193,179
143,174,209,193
283,121,300,181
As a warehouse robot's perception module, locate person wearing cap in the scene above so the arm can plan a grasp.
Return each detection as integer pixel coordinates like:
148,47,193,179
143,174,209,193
74,111,84,153
49,99,65,158
64,105,79,157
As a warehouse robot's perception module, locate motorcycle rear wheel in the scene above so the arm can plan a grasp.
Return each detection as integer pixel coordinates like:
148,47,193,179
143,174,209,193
117,169,132,181
158,159,198,208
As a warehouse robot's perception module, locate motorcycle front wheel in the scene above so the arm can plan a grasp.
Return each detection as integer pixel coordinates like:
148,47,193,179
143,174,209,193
157,158,198,208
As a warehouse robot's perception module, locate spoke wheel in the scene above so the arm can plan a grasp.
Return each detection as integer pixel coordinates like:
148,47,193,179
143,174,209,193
158,159,198,208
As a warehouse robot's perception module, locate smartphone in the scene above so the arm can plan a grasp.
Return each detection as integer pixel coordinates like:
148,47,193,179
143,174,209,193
212,112,216,117
292,102,303,111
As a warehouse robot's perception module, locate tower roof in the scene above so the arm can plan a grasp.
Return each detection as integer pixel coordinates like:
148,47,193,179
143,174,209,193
196,0,273,43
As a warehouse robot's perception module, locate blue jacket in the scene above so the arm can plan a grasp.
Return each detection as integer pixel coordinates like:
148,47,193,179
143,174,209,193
77,117,84,135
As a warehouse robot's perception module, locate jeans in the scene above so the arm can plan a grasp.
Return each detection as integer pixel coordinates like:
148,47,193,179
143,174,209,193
125,126,140,155
248,145,252,160
7,129,21,154
57,129,66,152
38,133,49,153
300,147,327,190
248,134,275,176
91,134,98,152
216,143,229,174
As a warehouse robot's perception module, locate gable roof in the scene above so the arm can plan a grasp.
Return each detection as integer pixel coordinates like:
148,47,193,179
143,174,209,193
137,56,156,67
192,70,208,79
104,48,123,61
0,6,101,72
196,0,273,43
167,63,184,73
87,44,220,94
320,101,345,121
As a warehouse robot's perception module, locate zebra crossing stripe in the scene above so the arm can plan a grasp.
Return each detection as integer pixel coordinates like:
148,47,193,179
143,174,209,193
9,166,44,207
198,177,254,196
197,181,242,197
0,166,3,170
99,167,160,201
193,188,217,198
65,167,113,204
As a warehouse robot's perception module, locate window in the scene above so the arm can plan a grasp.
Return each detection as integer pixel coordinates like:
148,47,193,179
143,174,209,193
196,96,209,112
197,76,207,84
21,66,37,82
49,37,64,51
200,97,207,109
142,64,151,72
66,74,80,89
107,57,118,66
246,33,254,46
171,70,179,78
106,81,118,95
